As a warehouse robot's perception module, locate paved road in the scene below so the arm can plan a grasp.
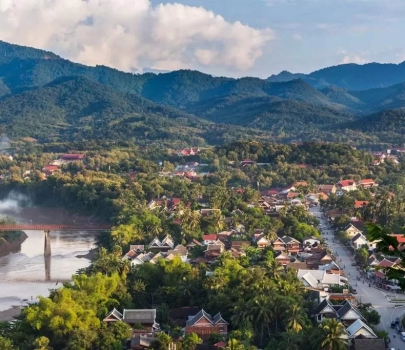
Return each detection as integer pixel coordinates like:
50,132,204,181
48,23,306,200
311,206,405,349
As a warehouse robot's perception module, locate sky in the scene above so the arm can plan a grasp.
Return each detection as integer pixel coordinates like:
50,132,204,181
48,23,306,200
0,0,404,78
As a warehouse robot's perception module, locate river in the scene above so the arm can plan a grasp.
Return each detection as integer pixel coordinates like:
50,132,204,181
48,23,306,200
0,207,97,314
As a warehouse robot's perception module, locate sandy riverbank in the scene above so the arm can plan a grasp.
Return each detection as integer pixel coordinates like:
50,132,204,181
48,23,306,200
0,306,21,321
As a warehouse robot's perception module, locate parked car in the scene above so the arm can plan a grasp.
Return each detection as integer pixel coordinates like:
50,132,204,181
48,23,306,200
401,331,405,341
391,321,396,329
396,317,400,324
396,324,403,333
352,288,357,294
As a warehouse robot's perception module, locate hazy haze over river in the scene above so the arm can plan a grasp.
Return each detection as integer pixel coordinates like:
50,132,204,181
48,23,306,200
0,206,97,312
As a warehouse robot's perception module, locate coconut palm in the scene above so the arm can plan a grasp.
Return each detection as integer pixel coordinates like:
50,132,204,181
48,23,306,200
319,319,348,350
284,304,306,333
266,259,284,279
278,330,300,350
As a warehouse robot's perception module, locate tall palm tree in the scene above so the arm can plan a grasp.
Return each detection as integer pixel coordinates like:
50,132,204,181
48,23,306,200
278,330,300,350
319,319,348,350
284,304,306,333
265,259,284,279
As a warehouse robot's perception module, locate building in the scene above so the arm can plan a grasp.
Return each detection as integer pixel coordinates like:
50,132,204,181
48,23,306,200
336,180,357,192
149,235,174,251
185,309,228,339
346,319,377,339
104,308,159,333
318,184,337,195
357,179,376,188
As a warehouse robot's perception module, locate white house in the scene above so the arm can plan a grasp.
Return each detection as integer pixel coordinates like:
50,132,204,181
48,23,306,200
345,319,377,339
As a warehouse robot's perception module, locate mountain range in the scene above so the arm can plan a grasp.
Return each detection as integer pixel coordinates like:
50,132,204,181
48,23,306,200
1,40,405,147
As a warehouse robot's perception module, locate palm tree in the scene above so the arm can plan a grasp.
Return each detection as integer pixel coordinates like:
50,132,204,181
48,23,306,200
278,330,300,350
319,319,348,350
266,259,284,279
249,296,274,345
284,304,306,333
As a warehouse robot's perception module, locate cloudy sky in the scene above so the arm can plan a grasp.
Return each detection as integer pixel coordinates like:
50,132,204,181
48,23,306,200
0,0,404,78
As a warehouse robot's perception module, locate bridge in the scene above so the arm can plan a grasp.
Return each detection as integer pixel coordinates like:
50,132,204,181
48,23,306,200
0,224,112,256
0,224,112,282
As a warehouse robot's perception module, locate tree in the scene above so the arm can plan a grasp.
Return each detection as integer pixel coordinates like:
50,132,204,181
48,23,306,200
33,336,52,350
182,333,202,350
278,330,300,350
0,336,16,350
284,304,306,333
319,319,348,350
354,246,369,266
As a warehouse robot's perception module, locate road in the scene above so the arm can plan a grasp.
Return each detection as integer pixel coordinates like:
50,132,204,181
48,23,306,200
311,206,404,349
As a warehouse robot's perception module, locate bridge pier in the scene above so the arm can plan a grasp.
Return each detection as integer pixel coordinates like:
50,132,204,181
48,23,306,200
44,230,51,256
44,254,51,281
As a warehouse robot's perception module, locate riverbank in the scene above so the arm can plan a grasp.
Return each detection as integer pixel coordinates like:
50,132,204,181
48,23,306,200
0,232,27,258
0,306,21,321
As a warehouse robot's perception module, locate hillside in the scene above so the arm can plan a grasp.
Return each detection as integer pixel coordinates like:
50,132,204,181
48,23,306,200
269,62,405,90
188,94,354,132
0,76,283,145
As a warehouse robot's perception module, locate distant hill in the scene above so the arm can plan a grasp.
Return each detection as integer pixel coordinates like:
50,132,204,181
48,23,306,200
188,94,353,132
269,62,405,90
2,40,405,147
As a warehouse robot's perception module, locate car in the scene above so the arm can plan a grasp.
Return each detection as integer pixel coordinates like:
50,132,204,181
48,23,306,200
396,317,400,324
391,321,396,329
351,262,357,266
401,331,405,341
352,289,357,294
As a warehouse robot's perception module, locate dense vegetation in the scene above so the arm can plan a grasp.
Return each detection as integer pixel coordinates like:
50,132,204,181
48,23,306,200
2,41,405,147
1,141,391,349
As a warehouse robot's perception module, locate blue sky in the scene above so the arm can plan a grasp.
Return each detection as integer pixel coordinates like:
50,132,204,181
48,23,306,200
150,0,405,76
1,0,404,78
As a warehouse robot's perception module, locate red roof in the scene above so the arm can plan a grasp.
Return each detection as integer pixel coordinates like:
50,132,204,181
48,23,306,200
172,198,181,206
338,180,355,187
354,201,369,208
203,234,218,241
359,179,374,184
378,259,394,268
287,192,300,199
43,165,59,171
390,234,405,244
374,271,386,279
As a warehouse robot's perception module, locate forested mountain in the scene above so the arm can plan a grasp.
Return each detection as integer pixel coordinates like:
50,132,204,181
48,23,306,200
269,61,405,90
2,40,405,147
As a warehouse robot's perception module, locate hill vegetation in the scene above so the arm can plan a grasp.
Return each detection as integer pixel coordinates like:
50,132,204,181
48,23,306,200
1,40,405,147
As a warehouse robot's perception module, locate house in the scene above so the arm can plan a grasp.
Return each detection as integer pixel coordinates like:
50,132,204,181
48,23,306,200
336,300,365,326
149,235,174,251
353,339,385,350
354,201,369,209
303,236,321,247
297,269,347,289
272,236,301,253
346,319,377,339
256,236,270,249
275,252,290,266
318,184,337,195
231,241,251,251
147,199,166,210
204,240,225,258
282,236,301,253
294,181,308,187
240,159,255,166
177,148,200,156
203,234,218,245
104,308,159,333
200,209,221,217
312,299,339,323
61,153,85,161
185,309,228,339
42,165,59,176
336,180,357,192
312,300,364,326
350,233,367,249
272,237,286,251
343,224,362,238
186,239,203,250
357,179,376,188
286,192,300,200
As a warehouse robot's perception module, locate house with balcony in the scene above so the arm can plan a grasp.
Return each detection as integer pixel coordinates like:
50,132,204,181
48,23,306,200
185,309,228,339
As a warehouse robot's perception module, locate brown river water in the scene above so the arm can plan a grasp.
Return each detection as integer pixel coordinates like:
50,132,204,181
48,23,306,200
0,207,97,312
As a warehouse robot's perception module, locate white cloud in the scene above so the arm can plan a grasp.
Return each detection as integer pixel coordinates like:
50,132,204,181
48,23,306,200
340,54,368,64
0,0,274,73
293,33,302,40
